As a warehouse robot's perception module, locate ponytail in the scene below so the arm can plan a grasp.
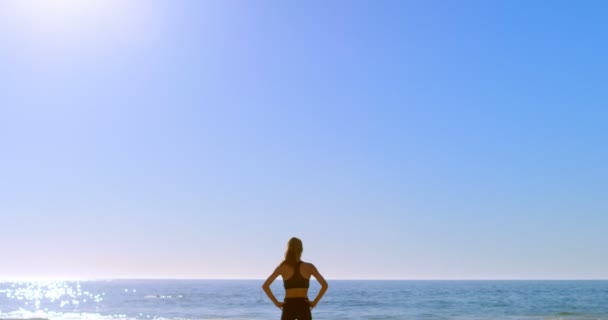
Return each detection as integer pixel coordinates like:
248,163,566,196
281,237,303,267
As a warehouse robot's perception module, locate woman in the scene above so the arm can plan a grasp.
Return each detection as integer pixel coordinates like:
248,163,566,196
262,237,329,320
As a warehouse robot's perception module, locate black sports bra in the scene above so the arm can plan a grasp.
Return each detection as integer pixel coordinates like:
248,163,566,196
284,261,310,289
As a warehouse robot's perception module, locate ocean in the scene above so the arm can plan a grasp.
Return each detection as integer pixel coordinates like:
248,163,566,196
1,280,607,320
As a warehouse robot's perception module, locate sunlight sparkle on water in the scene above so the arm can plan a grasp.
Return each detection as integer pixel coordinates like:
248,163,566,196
0,280,104,309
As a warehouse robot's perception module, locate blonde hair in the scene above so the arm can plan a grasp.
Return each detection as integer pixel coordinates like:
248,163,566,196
281,237,303,267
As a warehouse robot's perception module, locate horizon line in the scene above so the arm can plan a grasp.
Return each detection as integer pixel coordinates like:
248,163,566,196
2,277,607,282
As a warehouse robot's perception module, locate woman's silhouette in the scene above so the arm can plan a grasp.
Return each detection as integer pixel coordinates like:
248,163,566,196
262,237,329,320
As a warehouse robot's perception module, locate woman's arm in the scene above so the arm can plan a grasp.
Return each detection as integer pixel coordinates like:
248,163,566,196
309,264,328,309
262,266,284,309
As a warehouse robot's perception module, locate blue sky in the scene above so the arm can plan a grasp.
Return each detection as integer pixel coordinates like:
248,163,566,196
1,0,607,280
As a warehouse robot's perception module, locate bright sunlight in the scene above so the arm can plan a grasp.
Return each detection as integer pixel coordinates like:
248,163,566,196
0,0,161,54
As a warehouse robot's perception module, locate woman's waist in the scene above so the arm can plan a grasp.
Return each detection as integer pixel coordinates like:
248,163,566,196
284,288,308,298
283,297,310,305
284,297,309,301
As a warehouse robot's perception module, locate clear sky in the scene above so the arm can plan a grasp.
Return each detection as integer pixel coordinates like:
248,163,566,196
1,0,607,280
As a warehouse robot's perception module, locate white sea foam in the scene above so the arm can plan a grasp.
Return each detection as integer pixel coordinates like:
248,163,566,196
0,310,244,320
0,310,128,320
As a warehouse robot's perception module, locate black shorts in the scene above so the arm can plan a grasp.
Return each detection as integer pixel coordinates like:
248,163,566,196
281,297,311,320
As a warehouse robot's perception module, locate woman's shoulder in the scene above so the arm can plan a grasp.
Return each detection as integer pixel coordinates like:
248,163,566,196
278,260,315,270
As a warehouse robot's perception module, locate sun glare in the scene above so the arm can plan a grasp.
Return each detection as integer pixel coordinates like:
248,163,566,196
3,0,119,27
0,0,161,56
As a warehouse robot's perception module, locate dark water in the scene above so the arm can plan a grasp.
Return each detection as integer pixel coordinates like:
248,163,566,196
1,280,608,319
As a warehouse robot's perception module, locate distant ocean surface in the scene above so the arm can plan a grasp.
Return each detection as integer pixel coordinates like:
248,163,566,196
1,280,608,320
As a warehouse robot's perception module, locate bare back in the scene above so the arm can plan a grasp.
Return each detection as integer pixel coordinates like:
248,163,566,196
280,261,313,298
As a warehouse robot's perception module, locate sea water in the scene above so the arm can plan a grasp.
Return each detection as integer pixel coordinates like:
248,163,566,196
1,280,608,319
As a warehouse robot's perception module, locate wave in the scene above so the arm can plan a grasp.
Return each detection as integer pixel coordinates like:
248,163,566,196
0,312,232,320
557,311,583,315
0,311,130,320
0,318,50,320
0,318,233,320
2,310,242,320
